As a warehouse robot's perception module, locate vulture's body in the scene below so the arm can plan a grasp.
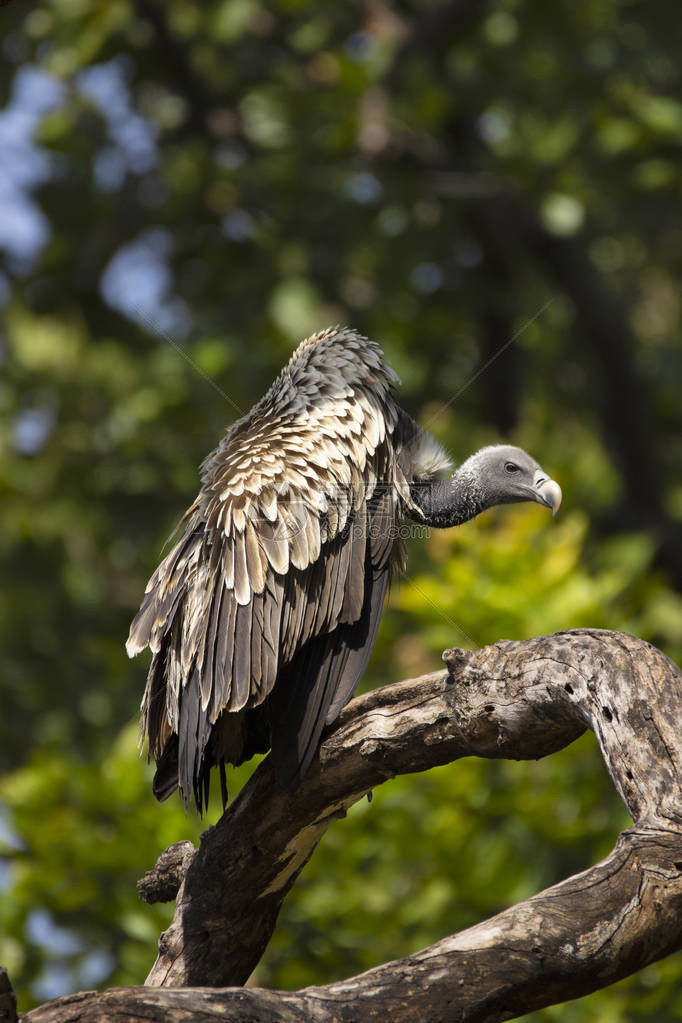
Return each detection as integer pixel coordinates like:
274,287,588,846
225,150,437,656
128,328,561,810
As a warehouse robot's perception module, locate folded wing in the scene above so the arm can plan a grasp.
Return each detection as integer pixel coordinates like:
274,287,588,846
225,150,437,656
127,336,409,809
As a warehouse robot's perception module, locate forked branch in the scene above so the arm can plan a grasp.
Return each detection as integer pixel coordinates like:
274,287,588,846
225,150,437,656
27,630,682,1023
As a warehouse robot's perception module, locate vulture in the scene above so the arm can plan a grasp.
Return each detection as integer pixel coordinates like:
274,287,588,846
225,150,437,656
127,327,562,810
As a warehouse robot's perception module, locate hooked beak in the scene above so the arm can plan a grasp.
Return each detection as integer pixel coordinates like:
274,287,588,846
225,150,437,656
533,470,562,516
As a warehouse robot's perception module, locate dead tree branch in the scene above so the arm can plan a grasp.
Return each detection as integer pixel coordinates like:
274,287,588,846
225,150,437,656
25,629,682,1023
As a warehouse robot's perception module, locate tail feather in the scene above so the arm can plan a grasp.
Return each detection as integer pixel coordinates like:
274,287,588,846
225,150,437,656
152,735,179,802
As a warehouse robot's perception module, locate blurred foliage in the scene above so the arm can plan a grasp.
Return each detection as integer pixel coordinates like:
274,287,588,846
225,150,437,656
0,0,681,1018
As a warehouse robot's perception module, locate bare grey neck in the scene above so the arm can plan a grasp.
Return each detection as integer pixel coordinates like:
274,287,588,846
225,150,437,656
407,468,487,528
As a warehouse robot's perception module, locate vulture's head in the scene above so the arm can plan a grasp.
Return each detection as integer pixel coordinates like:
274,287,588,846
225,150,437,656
409,443,562,527
460,444,562,515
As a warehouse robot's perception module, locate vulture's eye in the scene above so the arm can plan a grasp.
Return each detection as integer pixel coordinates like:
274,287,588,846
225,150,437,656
505,462,519,474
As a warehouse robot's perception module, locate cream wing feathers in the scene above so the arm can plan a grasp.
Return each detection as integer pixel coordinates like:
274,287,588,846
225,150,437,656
127,328,450,808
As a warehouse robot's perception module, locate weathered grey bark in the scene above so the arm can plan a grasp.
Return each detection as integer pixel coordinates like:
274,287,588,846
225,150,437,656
25,629,682,1023
137,841,195,905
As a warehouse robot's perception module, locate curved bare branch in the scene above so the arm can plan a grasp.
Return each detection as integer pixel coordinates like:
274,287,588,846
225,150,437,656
138,630,682,989
26,629,682,1023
